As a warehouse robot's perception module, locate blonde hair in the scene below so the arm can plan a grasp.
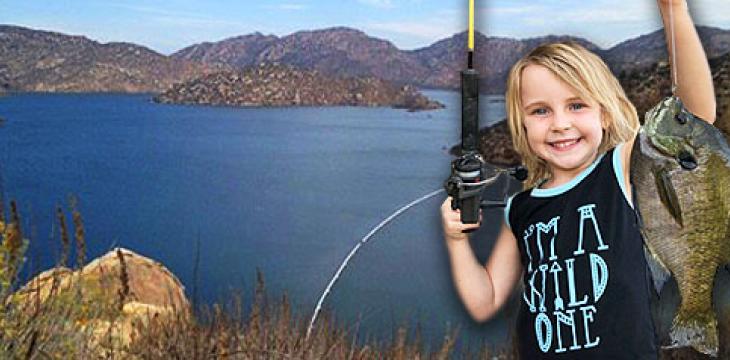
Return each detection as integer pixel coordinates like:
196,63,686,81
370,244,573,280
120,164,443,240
505,41,639,188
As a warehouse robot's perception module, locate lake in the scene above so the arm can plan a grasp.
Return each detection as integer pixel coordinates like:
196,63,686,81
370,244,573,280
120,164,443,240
0,90,521,353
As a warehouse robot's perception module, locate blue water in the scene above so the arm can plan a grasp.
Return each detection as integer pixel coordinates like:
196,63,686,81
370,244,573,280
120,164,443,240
0,90,520,352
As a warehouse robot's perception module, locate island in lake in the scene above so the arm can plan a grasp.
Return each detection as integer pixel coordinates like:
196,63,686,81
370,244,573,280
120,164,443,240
153,63,444,111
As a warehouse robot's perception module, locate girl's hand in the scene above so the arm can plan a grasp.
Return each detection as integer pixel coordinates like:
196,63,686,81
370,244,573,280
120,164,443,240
440,196,483,243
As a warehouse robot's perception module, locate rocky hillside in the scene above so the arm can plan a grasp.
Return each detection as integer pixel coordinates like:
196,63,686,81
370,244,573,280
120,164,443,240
449,120,520,167
175,27,429,85
0,71,10,92
0,25,221,92
172,27,603,93
619,52,730,136
713,54,730,137
605,26,730,74
4,24,730,94
154,63,444,111
172,32,279,67
173,26,730,94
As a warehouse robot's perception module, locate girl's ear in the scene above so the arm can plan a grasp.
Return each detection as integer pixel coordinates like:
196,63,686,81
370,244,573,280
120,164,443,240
600,108,609,130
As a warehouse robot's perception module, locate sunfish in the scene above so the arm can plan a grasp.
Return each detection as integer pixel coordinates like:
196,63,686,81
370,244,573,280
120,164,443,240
631,96,730,357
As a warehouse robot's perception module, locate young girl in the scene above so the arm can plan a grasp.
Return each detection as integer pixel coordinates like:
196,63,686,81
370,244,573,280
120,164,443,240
440,0,715,358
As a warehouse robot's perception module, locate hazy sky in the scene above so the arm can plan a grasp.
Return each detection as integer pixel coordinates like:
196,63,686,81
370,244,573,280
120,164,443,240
2,1,730,55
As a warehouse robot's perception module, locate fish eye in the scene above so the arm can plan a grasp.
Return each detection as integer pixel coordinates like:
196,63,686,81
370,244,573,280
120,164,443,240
677,110,689,125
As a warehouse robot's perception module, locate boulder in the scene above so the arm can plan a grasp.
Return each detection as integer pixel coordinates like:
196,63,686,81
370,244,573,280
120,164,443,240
12,247,190,353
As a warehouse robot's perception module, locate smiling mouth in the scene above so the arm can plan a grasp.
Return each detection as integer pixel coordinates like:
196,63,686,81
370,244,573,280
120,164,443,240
549,138,581,150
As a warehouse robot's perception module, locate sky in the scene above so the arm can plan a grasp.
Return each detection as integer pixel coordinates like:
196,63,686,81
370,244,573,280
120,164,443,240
2,0,730,55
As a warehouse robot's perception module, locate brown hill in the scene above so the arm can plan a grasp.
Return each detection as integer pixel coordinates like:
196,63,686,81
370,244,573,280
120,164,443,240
0,25,220,92
605,26,730,74
172,32,279,68
254,27,429,83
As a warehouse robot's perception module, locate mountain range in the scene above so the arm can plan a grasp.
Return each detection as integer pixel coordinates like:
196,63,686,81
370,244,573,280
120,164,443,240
0,25,222,92
2,24,730,94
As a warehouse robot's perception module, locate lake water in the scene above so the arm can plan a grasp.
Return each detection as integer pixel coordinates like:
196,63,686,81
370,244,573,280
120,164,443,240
0,90,521,352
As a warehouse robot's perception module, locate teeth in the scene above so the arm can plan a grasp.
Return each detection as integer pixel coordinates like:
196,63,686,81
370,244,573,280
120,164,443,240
552,139,578,149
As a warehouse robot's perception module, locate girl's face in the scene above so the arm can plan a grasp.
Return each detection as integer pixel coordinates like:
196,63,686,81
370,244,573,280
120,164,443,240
520,64,607,182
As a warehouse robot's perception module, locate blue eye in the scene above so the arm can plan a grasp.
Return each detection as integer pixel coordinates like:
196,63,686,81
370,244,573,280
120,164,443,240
569,103,586,111
530,108,548,116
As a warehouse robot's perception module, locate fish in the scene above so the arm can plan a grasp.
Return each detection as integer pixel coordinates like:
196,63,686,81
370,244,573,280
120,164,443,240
631,95,730,357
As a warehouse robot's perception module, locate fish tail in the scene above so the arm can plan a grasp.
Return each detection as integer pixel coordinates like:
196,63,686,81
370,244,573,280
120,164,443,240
667,308,719,357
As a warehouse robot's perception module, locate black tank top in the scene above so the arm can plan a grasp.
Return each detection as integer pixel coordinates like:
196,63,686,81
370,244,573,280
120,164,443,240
505,145,658,359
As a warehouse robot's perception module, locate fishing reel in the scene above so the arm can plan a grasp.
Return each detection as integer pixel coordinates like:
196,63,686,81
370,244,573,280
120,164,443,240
445,4,527,229
444,150,527,226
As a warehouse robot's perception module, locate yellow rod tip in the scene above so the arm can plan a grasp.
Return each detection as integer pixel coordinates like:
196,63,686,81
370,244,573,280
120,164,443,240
468,0,475,50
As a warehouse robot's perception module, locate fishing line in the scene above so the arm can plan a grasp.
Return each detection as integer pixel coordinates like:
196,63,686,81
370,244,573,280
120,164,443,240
305,167,516,339
305,187,445,339
669,1,678,94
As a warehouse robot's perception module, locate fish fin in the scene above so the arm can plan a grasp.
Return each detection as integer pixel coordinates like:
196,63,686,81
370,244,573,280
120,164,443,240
643,244,671,296
654,168,683,227
666,309,719,357
714,100,730,141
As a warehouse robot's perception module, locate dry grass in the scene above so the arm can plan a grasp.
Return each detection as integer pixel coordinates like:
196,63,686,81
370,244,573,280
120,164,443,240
0,198,515,359
125,269,514,359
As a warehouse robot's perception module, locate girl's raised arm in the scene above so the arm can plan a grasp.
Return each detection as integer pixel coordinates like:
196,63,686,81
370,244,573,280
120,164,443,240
621,0,717,183
658,0,716,123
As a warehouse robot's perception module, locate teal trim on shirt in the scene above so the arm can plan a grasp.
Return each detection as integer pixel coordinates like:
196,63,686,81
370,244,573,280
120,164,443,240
612,142,634,209
530,152,605,197
504,194,516,230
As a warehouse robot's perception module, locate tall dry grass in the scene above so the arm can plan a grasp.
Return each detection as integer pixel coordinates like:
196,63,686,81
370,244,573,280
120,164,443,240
0,199,105,358
0,198,515,359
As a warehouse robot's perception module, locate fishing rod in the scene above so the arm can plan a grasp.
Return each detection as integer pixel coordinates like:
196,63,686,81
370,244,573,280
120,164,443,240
305,0,526,339
444,0,527,228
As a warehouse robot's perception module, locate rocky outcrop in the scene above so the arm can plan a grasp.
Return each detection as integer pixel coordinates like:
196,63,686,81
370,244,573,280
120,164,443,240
450,120,521,167
12,248,190,351
154,63,444,111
